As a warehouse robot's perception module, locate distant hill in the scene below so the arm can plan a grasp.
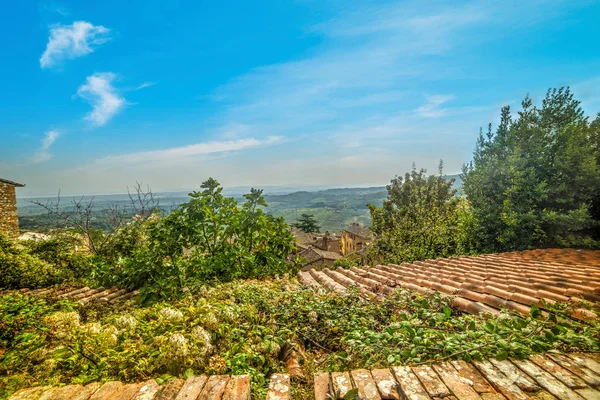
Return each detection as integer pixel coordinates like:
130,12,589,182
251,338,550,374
18,175,462,233
263,186,388,232
263,175,462,232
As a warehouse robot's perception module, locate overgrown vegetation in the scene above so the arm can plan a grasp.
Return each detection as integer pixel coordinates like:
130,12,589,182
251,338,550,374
94,178,297,303
0,234,91,289
1,280,598,399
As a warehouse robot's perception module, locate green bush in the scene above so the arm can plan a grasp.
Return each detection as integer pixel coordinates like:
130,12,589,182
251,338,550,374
333,257,359,269
0,234,64,289
95,215,153,264
22,234,93,281
96,179,297,302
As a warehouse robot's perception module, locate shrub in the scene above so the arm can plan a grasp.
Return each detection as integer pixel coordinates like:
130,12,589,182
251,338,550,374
97,179,297,302
95,215,154,264
22,234,93,281
333,257,359,269
0,234,64,289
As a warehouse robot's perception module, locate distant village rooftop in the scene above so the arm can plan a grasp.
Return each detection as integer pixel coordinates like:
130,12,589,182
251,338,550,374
344,222,373,239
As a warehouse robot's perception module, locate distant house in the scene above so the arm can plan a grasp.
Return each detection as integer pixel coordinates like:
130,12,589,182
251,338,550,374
297,246,341,271
340,222,373,256
290,226,343,255
0,178,25,238
313,231,341,254
290,227,315,246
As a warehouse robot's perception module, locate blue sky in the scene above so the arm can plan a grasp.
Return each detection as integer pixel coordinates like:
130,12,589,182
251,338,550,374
2,0,600,196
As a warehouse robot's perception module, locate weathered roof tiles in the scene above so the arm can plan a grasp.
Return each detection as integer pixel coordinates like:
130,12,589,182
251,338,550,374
314,352,600,400
299,249,600,320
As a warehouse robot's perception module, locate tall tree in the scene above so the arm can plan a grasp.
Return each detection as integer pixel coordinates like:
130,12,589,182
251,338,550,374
293,214,321,233
367,162,474,263
462,87,600,251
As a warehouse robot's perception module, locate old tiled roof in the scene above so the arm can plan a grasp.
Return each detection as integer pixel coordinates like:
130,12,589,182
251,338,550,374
299,249,600,321
298,247,341,263
8,373,290,399
295,242,311,251
311,247,342,260
290,227,316,244
12,352,600,399
344,223,373,239
298,247,323,263
313,352,600,400
0,177,25,187
0,286,138,305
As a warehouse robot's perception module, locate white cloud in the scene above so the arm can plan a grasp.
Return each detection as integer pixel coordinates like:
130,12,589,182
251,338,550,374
33,129,60,163
76,72,126,126
416,95,456,117
135,82,156,90
92,136,282,167
40,21,111,69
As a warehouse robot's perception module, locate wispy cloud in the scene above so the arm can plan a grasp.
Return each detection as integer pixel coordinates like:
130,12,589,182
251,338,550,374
207,2,495,172
415,95,456,117
92,136,282,167
76,72,126,126
33,129,60,163
40,21,110,69
38,1,70,17
134,82,156,90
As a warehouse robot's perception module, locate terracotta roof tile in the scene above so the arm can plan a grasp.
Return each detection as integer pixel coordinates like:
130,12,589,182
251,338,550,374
299,248,600,320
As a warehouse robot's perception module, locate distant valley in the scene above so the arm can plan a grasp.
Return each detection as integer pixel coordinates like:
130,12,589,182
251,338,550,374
18,174,462,233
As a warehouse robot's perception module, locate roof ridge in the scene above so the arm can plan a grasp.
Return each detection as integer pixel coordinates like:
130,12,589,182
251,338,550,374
0,177,25,187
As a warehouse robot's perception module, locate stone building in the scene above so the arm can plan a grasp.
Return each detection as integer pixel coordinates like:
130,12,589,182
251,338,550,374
313,231,341,254
340,222,373,256
0,178,25,238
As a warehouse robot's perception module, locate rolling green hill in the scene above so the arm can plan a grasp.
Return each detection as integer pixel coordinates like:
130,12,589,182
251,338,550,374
18,175,462,233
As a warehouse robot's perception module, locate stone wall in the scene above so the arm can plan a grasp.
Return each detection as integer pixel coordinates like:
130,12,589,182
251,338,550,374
0,182,19,238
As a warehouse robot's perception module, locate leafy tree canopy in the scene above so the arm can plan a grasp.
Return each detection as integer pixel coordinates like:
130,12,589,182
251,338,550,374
367,161,474,263
462,87,600,251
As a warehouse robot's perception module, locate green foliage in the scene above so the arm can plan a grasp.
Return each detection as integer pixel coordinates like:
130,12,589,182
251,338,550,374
0,233,95,290
22,235,93,281
97,179,297,302
333,257,359,269
367,162,474,263
1,280,598,398
292,213,321,233
463,88,600,251
94,214,154,265
0,234,64,289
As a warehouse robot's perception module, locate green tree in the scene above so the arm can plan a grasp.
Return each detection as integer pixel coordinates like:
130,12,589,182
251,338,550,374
103,178,297,302
293,213,321,233
462,87,600,251
367,162,474,263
